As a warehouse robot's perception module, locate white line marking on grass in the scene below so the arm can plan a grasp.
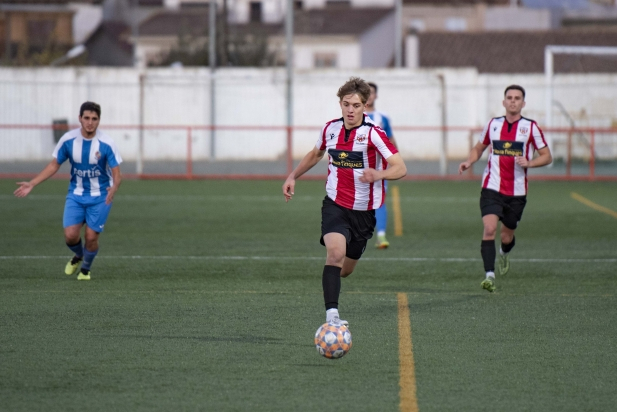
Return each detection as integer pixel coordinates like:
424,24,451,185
0,194,477,203
1,256,616,263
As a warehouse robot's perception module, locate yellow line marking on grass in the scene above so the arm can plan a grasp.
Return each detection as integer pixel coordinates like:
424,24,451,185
571,192,617,219
398,292,418,412
392,185,404,237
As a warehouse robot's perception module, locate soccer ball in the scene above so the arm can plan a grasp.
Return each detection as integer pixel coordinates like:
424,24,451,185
314,322,352,359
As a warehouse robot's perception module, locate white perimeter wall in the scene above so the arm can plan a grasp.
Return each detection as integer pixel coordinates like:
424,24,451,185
0,67,616,162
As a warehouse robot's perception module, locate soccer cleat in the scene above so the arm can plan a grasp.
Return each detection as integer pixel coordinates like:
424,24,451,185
65,256,82,275
328,316,349,327
77,270,91,281
481,277,496,293
375,234,390,249
498,253,510,276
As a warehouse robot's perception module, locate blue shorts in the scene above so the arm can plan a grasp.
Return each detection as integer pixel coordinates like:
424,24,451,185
63,194,113,233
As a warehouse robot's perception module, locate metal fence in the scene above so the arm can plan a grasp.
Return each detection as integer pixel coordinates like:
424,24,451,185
1,124,615,181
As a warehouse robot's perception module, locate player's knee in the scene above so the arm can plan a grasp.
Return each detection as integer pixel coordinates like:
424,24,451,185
326,250,346,266
483,225,497,238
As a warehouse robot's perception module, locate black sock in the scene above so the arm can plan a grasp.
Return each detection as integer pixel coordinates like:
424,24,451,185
501,236,516,254
481,240,496,273
322,265,341,310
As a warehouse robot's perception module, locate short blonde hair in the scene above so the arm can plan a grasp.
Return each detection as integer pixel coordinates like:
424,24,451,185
337,77,371,104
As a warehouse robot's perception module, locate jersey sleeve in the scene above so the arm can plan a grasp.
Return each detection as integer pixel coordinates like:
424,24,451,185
479,120,493,145
52,139,69,164
381,115,393,138
370,126,398,159
104,140,123,168
316,123,330,151
530,122,547,150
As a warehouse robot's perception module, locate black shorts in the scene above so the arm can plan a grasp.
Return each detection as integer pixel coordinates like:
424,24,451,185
480,188,527,230
320,196,376,260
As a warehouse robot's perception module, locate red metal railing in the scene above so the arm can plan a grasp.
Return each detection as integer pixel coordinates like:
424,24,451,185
1,124,616,181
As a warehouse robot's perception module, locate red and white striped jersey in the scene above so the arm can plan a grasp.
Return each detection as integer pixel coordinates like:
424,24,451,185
316,116,398,211
479,116,547,196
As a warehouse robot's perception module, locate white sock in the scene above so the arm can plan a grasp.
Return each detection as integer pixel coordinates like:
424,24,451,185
499,248,507,256
486,271,495,279
377,230,386,237
326,308,339,322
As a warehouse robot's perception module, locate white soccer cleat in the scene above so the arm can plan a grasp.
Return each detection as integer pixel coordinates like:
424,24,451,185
328,316,349,327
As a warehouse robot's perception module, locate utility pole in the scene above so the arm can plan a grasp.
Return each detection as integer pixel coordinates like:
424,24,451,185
209,0,217,159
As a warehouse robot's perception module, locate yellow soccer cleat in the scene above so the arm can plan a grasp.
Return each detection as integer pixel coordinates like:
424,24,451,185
375,234,390,249
65,256,82,275
77,270,91,281
481,277,496,293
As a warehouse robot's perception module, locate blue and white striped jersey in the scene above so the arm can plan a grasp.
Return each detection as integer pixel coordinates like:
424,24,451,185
53,128,122,197
366,111,393,138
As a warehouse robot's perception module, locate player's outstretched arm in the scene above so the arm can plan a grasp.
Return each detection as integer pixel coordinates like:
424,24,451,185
14,159,61,198
105,166,122,205
360,153,406,183
459,142,488,174
283,147,325,202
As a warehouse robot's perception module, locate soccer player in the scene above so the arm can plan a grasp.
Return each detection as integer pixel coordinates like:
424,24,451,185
365,82,398,249
14,102,123,280
458,85,552,292
282,77,407,326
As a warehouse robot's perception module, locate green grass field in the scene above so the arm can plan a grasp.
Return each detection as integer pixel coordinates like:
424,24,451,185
1,178,616,411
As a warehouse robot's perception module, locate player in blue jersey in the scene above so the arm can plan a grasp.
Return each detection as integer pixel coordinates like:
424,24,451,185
365,82,398,249
14,102,123,280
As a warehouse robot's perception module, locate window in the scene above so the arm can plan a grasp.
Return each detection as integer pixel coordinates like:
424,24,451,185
28,20,56,48
250,2,262,23
445,17,467,32
408,18,425,32
314,52,337,68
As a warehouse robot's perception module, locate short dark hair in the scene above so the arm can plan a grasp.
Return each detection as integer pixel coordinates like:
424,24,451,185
368,82,378,92
504,85,525,99
337,77,371,104
80,101,101,118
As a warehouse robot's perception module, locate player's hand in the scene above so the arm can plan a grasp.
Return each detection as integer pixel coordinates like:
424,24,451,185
515,156,530,168
359,168,380,183
14,181,34,198
458,161,471,174
283,178,295,202
105,186,117,204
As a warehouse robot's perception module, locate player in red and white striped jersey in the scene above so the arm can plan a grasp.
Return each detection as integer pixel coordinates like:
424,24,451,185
283,77,406,326
459,85,552,292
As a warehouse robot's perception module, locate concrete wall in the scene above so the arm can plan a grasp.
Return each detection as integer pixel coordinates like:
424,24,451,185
0,67,615,163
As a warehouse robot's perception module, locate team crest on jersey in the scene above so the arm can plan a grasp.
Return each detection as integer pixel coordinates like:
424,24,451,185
518,127,529,134
94,151,101,160
355,134,366,143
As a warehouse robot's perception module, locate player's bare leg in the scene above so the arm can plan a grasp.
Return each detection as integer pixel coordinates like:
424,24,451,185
64,224,84,275
322,233,349,326
498,224,516,276
480,215,498,292
340,258,359,278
